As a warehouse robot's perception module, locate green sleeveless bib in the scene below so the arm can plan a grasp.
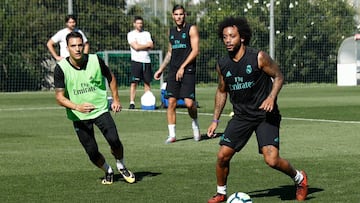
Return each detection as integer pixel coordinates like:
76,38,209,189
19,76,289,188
58,55,108,121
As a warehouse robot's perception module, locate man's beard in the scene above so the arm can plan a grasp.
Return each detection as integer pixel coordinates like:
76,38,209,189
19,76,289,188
228,44,241,58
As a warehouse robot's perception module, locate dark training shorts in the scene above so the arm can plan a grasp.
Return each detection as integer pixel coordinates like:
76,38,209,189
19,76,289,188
220,113,281,154
130,61,152,84
165,72,196,100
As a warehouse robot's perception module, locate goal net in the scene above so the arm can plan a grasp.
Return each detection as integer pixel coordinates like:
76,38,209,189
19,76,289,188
96,50,164,89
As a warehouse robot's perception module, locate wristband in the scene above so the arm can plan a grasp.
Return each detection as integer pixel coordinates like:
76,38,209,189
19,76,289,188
212,119,220,123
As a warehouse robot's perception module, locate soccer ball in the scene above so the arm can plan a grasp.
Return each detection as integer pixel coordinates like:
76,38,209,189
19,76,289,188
226,192,252,203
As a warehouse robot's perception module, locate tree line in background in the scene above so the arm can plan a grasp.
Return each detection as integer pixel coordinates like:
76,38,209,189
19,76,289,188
0,0,357,91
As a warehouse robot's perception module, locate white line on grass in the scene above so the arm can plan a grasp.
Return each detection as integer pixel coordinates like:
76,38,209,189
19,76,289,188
180,110,360,124
0,107,61,111
281,117,360,124
1,107,359,124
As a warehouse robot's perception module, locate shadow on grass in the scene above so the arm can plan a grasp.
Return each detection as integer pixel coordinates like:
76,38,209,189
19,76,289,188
247,185,323,201
113,171,162,183
175,133,223,142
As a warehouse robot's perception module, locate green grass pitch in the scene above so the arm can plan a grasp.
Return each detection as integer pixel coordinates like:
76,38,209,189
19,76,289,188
0,84,359,202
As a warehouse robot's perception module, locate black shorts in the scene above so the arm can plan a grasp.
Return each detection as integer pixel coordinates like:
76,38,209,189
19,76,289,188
130,61,152,84
220,113,281,154
165,72,196,100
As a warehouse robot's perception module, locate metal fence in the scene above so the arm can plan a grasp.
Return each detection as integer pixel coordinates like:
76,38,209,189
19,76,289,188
0,0,358,92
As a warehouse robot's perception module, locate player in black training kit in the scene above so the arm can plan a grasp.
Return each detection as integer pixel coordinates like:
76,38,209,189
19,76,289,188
207,17,308,203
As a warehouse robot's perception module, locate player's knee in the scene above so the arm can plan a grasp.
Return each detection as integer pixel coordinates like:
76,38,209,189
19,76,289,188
217,153,231,166
185,103,195,110
264,156,279,168
168,99,177,108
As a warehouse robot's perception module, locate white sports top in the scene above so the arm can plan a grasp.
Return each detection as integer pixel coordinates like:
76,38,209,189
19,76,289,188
127,30,153,63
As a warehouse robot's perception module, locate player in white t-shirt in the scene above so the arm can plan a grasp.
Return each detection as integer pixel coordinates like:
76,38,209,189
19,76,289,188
127,16,154,109
47,15,89,61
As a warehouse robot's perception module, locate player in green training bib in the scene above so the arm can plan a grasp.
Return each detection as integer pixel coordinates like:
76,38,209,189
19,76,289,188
54,31,135,185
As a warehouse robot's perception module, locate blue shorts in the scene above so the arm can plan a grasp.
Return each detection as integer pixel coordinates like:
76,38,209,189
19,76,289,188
220,112,281,154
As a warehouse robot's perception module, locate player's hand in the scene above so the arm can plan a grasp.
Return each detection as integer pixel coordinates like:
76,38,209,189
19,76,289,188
77,102,96,113
176,68,184,81
259,96,274,112
111,100,122,113
207,122,218,138
154,70,162,80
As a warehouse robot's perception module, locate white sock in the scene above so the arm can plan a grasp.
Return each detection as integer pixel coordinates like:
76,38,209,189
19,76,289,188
116,159,125,170
101,162,113,174
192,119,199,130
130,101,135,104
192,119,200,140
293,170,303,184
217,185,227,195
168,124,176,138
